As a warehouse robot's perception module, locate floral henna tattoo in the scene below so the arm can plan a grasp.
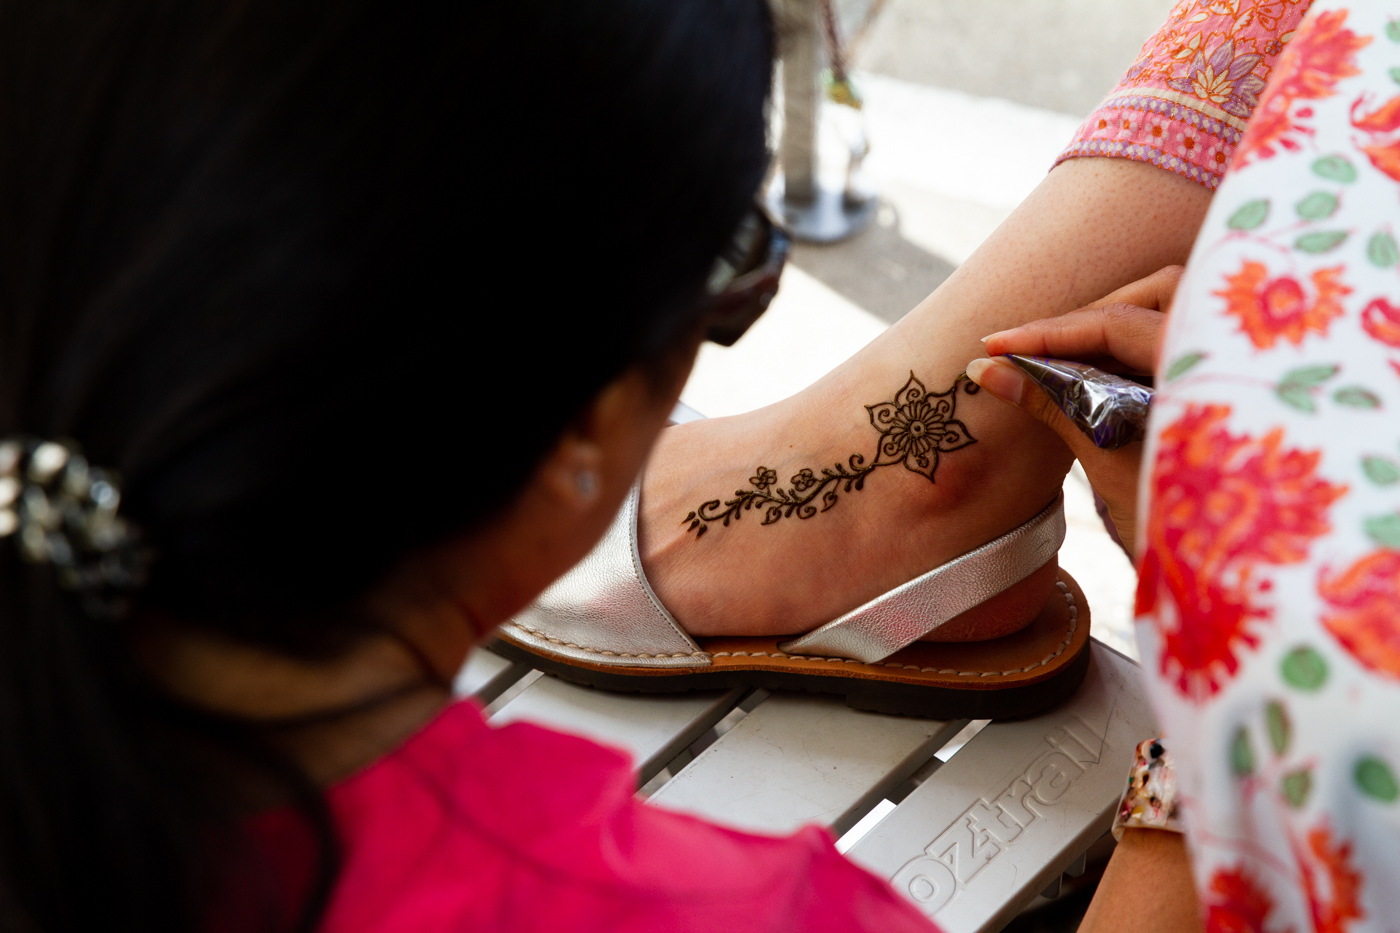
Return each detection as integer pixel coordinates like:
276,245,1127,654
682,372,979,537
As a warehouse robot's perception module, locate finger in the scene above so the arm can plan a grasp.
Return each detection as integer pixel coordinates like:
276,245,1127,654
966,357,1145,548
982,303,1165,372
965,358,1102,463
1080,264,1184,314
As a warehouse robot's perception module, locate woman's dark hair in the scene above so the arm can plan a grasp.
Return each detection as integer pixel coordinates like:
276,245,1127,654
0,1,772,930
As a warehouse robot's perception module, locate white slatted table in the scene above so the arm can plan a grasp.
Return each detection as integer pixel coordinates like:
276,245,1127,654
458,638,1154,933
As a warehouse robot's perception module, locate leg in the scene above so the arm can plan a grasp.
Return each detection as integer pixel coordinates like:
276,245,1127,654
641,156,1211,637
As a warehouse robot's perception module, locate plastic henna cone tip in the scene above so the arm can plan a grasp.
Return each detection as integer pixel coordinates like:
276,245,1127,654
1005,354,1153,450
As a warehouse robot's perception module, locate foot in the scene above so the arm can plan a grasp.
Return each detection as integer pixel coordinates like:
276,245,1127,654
635,157,1212,643
638,341,1073,641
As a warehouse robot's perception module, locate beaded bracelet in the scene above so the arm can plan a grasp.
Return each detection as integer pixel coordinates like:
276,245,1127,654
1111,737,1183,840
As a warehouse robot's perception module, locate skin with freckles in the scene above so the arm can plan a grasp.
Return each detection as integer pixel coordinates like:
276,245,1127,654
970,265,1181,555
641,157,1211,639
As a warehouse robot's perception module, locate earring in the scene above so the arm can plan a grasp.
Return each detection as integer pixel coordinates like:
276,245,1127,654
575,469,599,501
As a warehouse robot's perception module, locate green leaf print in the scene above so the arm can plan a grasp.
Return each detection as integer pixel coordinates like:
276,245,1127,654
1388,19,1400,42
1266,700,1291,755
1282,769,1313,807
1362,456,1400,485
1355,756,1400,802
1230,727,1255,777
1296,231,1350,253
1281,646,1328,691
1368,231,1400,268
1312,155,1358,183
1392,66,1400,85
1282,364,1340,387
1365,513,1400,548
1334,386,1383,408
1296,192,1339,220
1227,199,1270,230
1165,351,1207,381
1277,384,1317,412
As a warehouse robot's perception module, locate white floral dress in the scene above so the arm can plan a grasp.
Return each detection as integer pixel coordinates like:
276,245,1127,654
1135,2,1400,928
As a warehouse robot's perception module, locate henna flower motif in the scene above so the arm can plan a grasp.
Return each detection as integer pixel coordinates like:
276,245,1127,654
789,468,817,492
1136,404,1346,699
748,467,777,491
865,373,975,481
1216,260,1350,350
1319,549,1400,680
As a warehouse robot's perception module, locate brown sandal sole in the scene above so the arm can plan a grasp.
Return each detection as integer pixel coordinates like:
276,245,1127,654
492,569,1091,721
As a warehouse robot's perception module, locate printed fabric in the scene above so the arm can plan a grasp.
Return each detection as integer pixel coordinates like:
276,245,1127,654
1140,2,1400,929
1057,0,1315,189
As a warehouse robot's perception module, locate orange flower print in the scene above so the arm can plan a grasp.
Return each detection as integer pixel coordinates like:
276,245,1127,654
1216,261,1351,349
1236,9,1371,164
1350,94,1400,184
1137,405,1347,699
1360,296,1400,348
1296,823,1366,933
1204,864,1277,933
1319,550,1400,679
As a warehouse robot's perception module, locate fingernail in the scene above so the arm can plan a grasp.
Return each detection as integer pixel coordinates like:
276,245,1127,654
965,358,1024,404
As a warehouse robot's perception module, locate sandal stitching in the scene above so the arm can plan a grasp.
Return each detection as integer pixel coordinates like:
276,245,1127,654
508,581,1079,675
708,585,1079,677
505,621,708,660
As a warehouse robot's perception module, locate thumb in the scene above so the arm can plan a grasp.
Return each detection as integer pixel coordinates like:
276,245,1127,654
965,358,1099,461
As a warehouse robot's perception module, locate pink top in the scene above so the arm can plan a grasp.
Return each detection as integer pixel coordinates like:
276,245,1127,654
243,701,937,933
1057,0,1315,189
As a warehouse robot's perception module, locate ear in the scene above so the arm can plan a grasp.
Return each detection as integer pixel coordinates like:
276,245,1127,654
537,360,689,514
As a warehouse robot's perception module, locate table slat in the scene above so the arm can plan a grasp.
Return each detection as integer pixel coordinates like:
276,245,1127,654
845,642,1158,933
490,674,747,784
453,647,531,705
648,693,966,837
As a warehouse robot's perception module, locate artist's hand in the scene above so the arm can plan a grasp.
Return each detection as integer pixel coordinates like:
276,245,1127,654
965,265,1183,557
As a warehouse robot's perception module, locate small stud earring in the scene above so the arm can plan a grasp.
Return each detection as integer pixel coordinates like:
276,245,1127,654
576,469,598,500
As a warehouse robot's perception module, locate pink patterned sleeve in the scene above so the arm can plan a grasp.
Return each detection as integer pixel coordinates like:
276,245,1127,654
1056,0,1316,189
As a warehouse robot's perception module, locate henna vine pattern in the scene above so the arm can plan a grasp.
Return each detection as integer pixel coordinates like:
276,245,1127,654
682,372,979,536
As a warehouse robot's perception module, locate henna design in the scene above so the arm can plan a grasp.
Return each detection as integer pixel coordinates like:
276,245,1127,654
682,372,979,537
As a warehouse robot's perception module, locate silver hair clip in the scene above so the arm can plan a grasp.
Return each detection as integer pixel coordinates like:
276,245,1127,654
0,438,151,620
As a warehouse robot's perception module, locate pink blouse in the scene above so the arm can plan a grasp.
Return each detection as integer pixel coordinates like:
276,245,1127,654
1058,0,1315,189
245,701,937,933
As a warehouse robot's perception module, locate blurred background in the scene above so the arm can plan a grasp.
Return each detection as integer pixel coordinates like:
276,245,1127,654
682,0,1178,683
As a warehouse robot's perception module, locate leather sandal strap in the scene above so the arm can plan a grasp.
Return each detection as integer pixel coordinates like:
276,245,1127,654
777,494,1066,664
503,482,710,669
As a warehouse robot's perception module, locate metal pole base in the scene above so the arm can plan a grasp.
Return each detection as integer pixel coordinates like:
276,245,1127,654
766,175,877,244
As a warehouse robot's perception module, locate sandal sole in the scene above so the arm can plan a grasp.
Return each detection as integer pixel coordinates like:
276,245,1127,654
491,569,1092,721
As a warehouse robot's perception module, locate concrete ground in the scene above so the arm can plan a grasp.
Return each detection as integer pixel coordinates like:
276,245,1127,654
682,0,1179,665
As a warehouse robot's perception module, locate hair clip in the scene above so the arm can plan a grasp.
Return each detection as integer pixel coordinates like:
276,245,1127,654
0,438,151,620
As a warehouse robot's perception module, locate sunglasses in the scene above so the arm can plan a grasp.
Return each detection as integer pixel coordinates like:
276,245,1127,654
701,203,790,346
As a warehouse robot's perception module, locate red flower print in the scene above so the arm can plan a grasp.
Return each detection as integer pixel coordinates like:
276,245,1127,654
1360,296,1400,348
1350,94,1400,184
1237,9,1371,165
1137,405,1347,699
1216,261,1350,349
1204,864,1278,933
1319,550,1400,679
1296,823,1365,933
